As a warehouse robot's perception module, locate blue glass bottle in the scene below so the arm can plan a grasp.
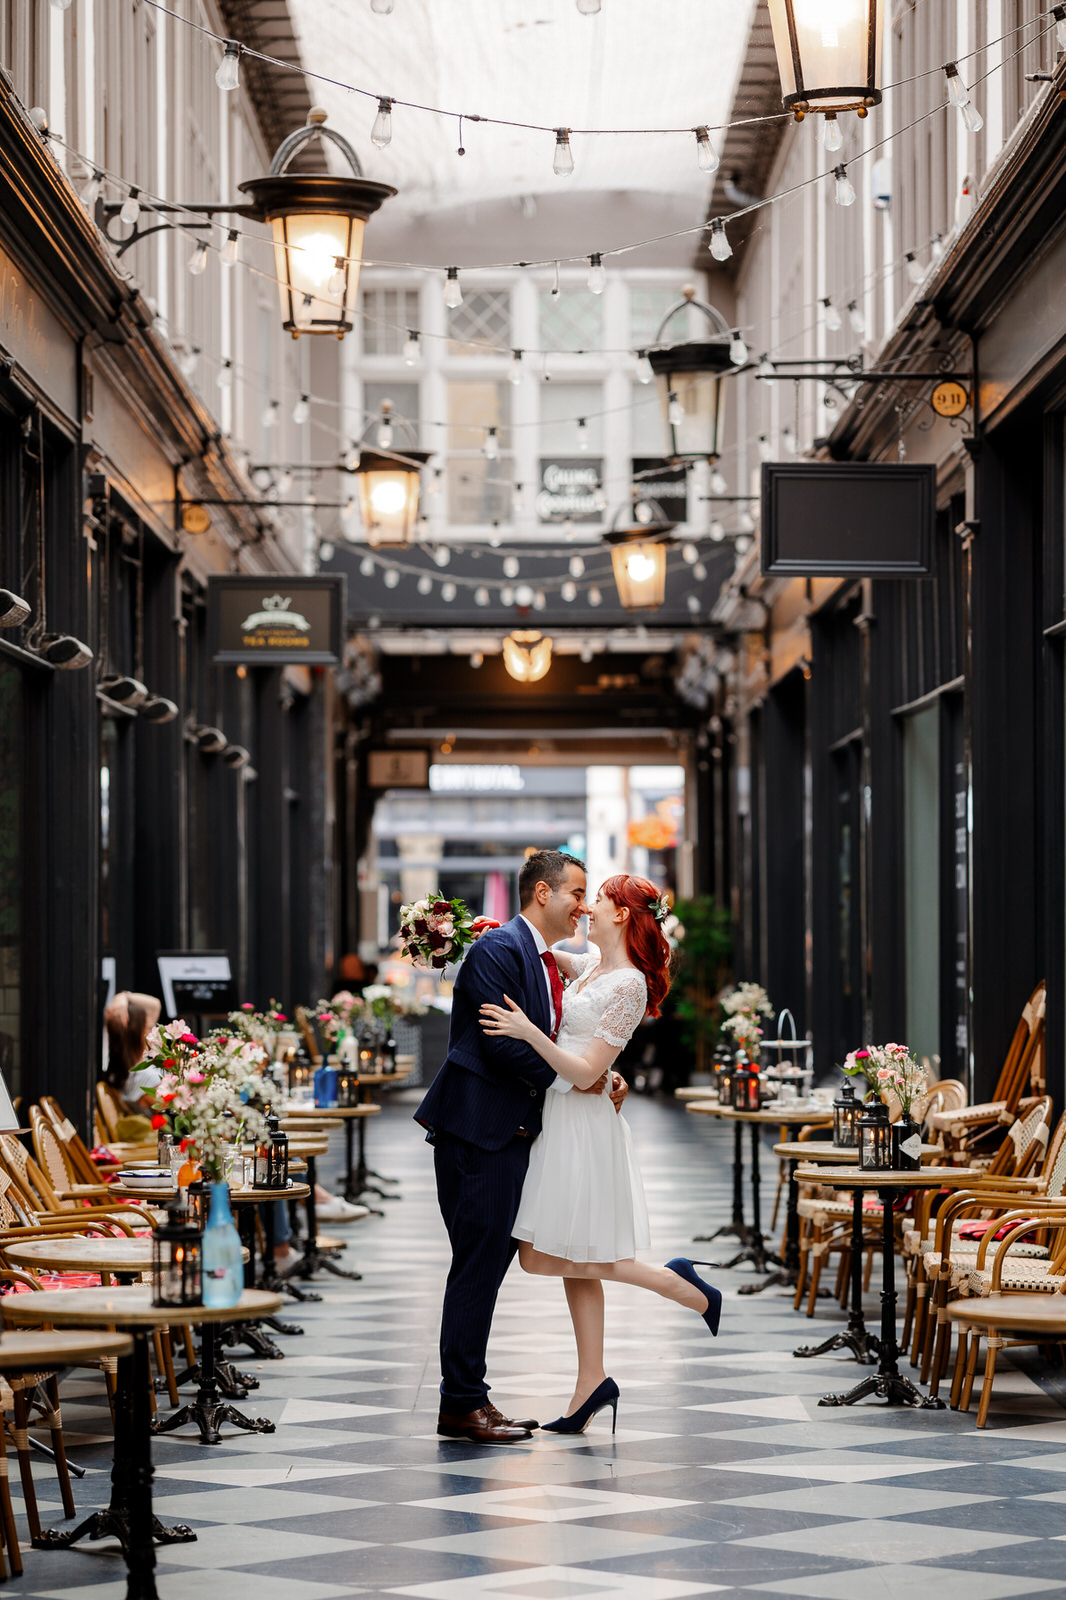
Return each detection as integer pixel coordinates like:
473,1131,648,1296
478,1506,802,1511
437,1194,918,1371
201,1182,244,1309
314,1063,338,1108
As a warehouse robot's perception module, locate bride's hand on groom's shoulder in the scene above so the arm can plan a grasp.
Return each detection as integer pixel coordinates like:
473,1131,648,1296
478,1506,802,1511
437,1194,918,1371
480,994,535,1042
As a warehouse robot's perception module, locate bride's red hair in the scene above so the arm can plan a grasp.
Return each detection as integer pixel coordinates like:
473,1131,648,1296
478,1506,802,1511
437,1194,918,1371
598,874,673,1019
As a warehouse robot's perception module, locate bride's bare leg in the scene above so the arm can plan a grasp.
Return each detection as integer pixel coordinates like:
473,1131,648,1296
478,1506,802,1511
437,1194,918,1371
518,1241,707,1313
562,1280,606,1414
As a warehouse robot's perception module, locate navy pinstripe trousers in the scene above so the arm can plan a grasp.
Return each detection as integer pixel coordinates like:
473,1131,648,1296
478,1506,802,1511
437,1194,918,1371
433,1130,531,1413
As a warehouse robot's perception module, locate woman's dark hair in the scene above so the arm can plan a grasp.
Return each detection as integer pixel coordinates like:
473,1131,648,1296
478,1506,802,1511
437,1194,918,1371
104,1001,149,1090
598,874,673,1018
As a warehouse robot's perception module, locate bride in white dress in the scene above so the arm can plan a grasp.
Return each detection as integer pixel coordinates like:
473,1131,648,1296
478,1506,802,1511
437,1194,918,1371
481,873,721,1434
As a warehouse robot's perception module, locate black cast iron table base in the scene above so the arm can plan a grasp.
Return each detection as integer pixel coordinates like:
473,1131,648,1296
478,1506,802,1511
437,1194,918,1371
819,1183,944,1410
292,1154,362,1281
344,1112,398,1210
170,1356,260,1399
220,1318,284,1359
34,1329,195,1599
796,1187,881,1364
152,1324,276,1446
695,1120,749,1245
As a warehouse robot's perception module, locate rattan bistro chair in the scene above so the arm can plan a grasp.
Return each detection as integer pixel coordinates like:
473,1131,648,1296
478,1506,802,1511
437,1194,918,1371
929,982,1046,1161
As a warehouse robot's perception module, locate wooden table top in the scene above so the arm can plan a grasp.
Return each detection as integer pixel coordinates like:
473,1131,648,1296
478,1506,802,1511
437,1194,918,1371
794,1164,984,1188
283,1103,381,1120
775,1141,942,1161
356,1069,413,1087
3,1237,248,1272
674,1086,717,1100
947,1294,1066,1331
0,1330,134,1367
687,1103,833,1125
2,1286,283,1330
109,1180,310,1205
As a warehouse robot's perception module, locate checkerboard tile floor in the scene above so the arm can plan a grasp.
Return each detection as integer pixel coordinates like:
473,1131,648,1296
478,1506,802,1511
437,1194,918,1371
11,1095,1066,1598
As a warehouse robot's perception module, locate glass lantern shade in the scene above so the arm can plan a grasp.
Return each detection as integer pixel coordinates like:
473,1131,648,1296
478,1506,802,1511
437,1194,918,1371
152,1205,203,1308
646,341,732,462
609,537,668,610
768,0,884,114
858,1099,892,1170
833,1080,862,1146
355,450,430,547
731,1064,761,1113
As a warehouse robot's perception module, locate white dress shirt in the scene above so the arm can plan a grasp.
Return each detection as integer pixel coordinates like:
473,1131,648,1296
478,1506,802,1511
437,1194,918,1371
519,914,567,1093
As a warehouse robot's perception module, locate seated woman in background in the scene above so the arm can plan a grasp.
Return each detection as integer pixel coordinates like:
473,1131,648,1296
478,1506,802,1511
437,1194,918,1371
103,990,164,1110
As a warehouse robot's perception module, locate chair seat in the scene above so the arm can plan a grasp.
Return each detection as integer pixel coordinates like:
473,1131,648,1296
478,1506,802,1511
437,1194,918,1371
798,1195,883,1222
922,1243,1049,1284
929,1102,1008,1132
964,1261,1066,1295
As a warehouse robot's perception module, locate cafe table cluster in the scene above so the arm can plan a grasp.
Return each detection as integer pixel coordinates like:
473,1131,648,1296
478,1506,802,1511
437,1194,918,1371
681,1086,982,1410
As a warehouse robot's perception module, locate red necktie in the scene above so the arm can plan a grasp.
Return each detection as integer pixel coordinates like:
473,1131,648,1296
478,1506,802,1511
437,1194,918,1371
540,951,564,1041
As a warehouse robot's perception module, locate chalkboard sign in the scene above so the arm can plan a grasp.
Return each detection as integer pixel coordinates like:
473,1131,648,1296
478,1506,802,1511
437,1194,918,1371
761,462,936,578
157,952,235,1020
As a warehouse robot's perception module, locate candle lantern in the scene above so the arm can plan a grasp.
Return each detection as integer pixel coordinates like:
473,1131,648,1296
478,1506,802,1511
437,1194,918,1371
717,1057,734,1105
290,1052,313,1102
152,1202,203,1309
768,0,885,119
337,1069,360,1107
731,1063,761,1113
833,1080,862,1146
645,291,740,463
858,1099,892,1170
254,1113,289,1189
186,1178,207,1230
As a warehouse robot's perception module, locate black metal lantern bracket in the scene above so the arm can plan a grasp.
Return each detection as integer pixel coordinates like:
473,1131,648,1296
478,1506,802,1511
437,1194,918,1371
755,355,974,428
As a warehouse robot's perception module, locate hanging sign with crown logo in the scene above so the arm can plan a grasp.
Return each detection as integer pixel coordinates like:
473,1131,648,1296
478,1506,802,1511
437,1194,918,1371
208,575,346,664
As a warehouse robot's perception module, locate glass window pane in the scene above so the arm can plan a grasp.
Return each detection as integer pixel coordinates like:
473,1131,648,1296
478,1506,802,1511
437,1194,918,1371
630,287,686,349
448,458,514,525
446,381,511,451
539,384,603,455
630,383,667,455
447,291,512,355
539,289,603,352
361,289,421,355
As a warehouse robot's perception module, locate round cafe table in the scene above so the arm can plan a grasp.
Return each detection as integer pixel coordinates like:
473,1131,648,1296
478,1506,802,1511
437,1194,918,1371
284,1102,382,1209
776,1140,941,1365
2,1286,281,1600
793,1164,982,1409
686,1101,833,1290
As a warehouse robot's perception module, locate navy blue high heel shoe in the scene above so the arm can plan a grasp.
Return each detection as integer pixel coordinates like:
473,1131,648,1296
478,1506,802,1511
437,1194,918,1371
541,1377,619,1434
665,1258,723,1336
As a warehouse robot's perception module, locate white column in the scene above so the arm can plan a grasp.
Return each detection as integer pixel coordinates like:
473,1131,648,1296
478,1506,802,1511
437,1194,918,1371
79,0,96,165
586,767,628,891
984,0,1004,164
48,5,67,154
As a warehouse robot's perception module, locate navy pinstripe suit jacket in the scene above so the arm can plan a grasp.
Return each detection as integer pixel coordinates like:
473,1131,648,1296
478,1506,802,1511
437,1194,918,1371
415,917,559,1152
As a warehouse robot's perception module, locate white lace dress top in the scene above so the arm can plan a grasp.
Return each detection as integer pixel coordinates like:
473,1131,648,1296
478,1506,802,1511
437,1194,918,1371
512,950,651,1263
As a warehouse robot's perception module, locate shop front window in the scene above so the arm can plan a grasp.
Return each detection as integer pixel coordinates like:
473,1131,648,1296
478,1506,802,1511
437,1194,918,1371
0,659,22,1093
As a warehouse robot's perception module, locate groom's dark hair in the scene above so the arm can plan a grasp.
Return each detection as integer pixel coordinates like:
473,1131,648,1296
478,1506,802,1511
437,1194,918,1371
518,849,586,908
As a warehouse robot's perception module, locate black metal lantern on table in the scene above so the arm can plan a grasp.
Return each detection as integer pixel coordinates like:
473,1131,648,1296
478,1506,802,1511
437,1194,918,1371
858,1098,892,1170
833,1080,862,1147
337,1069,361,1107
254,1113,289,1190
152,1202,203,1308
731,1060,761,1113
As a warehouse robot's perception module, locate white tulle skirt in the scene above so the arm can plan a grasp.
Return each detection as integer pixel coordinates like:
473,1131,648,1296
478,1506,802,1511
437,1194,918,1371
513,1085,651,1263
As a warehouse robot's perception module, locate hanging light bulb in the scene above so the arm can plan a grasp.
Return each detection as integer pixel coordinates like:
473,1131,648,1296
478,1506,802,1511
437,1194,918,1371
443,267,462,308
576,418,589,452
433,545,451,567
509,349,524,385
694,126,720,175
120,187,141,226
905,251,923,285
1055,4,1066,50
360,555,375,577
821,113,843,153
735,533,752,556
279,470,294,495
327,257,346,296
82,169,103,206
587,253,606,294
667,392,685,427
474,586,490,606
709,219,732,261
515,583,535,607
931,232,945,263
483,427,499,460
318,540,335,563
833,164,856,207
533,590,547,611
417,573,433,595
693,560,708,580
710,467,728,495
730,334,749,365
220,228,239,267
513,483,527,516
636,350,654,384
179,345,200,379
758,436,773,463
261,399,279,428
945,63,984,134
403,330,421,365
217,359,233,388
341,495,355,521
50,0,73,9
686,593,702,616
292,394,310,425
553,128,575,176
847,299,866,336
710,520,725,542
503,555,521,579
371,0,394,11
344,445,361,472
371,97,393,149
215,40,241,91
822,297,843,332
568,554,585,578
739,509,756,534
561,580,577,602
383,566,400,589
587,586,602,607
187,240,209,275
682,542,699,565
377,418,393,450
782,426,798,456
470,650,484,668
576,0,601,11
501,585,515,606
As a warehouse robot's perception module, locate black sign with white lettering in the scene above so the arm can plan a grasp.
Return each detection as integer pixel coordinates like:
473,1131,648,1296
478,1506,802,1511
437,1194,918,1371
208,575,346,664
632,458,688,524
537,458,603,524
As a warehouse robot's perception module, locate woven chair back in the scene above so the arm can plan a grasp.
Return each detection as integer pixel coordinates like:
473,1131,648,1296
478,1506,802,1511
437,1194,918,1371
30,1107,79,1197
95,1082,124,1143
986,1096,1054,1178
40,1097,101,1185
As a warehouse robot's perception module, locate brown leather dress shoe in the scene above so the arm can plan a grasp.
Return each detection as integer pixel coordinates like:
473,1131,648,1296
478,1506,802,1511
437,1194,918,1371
437,1406,532,1443
486,1402,539,1432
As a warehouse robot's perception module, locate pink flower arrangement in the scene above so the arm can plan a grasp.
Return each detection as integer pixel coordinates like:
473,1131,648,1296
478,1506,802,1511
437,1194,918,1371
398,896,483,970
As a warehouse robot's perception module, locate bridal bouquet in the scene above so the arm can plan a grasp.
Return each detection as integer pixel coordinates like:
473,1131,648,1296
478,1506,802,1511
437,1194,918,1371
398,896,499,969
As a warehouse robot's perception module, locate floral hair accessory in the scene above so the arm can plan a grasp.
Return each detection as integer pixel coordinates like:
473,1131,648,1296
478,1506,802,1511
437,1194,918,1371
647,891,671,924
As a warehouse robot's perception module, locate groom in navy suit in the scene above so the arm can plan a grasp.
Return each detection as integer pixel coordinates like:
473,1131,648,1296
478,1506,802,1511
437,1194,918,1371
416,849,626,1443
